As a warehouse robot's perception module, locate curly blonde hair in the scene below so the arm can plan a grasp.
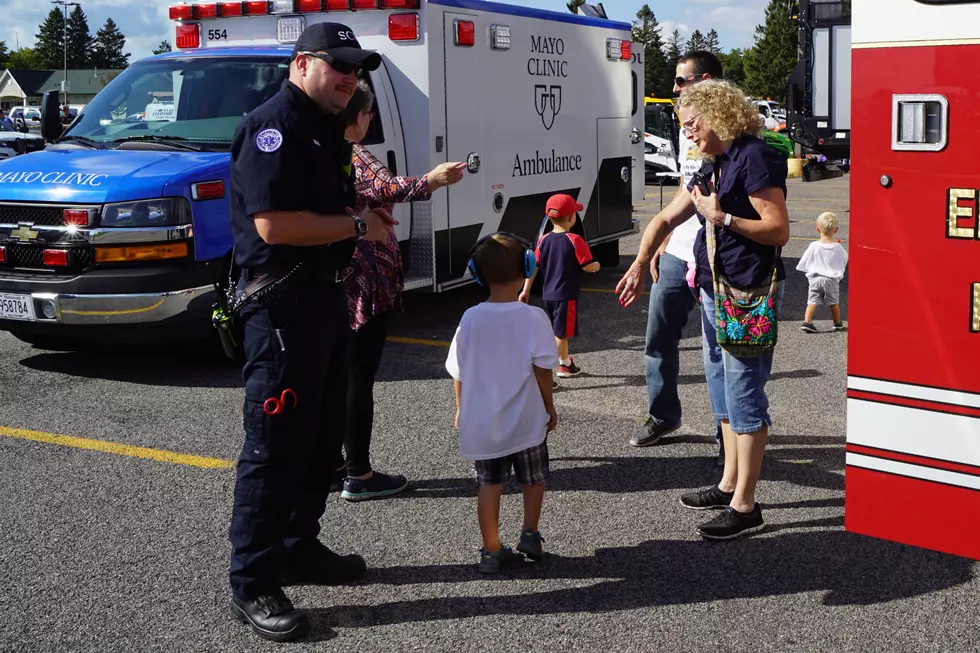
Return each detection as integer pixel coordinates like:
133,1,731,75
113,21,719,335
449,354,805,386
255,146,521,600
677,79,763,142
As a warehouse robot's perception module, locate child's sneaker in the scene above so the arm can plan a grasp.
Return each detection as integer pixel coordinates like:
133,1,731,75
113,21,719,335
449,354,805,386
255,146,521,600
517,530,545,560
801,322,818,333
834,322,847,332
557,358,581,378
477,545,522,574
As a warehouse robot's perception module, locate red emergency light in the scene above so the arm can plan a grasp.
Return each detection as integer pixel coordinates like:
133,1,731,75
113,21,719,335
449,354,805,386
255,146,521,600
296,0,321,11
621,41,631,60
220,1,243,15
191,180,225,200
382,0,420,7
351,0,379,8
176,23,201,48
62,209,91,227
388,12,419,41
169,4,194,20
0,246,5,264
454,19,475,46
195,3,219,18
42,250,69,267
324,0,348,9
243,0,269,14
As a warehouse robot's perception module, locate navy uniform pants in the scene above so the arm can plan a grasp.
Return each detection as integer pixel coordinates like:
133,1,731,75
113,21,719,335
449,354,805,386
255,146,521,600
228,273,349,600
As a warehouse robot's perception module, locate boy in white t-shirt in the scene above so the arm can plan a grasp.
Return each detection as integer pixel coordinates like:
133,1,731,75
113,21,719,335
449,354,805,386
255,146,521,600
446,232,560,574
797,212,849,333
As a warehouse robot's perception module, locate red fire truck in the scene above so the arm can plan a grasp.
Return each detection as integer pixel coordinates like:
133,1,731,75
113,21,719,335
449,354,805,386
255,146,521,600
847,0,980,561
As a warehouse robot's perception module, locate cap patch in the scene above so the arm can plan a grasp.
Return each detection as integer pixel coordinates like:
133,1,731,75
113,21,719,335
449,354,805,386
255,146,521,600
255,128,283,153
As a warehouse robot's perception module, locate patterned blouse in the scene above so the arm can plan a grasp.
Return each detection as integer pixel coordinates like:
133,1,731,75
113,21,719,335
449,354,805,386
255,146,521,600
343,144,432,331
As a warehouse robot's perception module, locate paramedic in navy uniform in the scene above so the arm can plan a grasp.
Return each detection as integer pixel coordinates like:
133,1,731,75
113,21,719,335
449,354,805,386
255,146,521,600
226,22,395,643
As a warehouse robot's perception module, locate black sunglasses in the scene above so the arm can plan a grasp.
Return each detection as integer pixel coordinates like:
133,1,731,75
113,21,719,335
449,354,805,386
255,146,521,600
674,73,703,87
300,51,361,76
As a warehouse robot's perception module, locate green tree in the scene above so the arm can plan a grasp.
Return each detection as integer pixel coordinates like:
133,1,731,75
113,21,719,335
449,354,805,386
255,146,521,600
685,29,708,53
665,29,682,67
705,29,722,54
0,41,8,68
743,0,798,101
152,40,172,55
34,8,66,69
7,47,40,70
631,5,670,98
567,0,584,13
719,48,748,88
91,18,129,69
66,5,94,68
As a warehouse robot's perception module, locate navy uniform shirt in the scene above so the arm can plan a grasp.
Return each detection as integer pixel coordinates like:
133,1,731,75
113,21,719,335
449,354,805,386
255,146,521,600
534,229,595,301
229,79,356,270
686,134,788,292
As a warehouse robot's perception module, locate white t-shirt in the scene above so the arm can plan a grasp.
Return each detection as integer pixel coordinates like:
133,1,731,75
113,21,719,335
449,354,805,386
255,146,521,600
796,241,849,280
445,302,560,460
664,130,706,263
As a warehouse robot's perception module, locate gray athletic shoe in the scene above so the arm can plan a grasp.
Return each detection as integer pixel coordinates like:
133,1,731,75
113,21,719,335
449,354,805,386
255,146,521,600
517,530,545,560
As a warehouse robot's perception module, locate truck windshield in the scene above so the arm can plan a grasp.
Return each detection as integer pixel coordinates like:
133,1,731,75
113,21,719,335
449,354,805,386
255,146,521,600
63,54,290,149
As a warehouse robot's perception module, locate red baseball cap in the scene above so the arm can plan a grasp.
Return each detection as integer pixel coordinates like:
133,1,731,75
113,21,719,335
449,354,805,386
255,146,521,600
545,194,583,219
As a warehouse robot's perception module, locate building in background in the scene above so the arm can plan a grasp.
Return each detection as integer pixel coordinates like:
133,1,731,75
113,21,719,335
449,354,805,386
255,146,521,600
0,69,123,111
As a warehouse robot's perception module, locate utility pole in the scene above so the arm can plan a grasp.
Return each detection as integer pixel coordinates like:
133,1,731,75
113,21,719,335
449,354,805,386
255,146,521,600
52,0,80,107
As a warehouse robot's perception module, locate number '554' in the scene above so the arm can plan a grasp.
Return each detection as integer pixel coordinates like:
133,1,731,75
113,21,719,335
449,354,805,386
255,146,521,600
208,29,227,40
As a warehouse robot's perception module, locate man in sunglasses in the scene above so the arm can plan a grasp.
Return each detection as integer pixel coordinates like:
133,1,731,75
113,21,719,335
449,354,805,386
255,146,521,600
226,22,397,642
617,50,725,461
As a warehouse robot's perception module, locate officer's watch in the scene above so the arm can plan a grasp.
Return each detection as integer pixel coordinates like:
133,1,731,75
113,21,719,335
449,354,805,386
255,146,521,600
351,215,369,240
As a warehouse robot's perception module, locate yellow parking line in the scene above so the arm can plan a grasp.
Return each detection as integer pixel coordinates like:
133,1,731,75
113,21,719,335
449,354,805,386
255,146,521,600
0,425,235,470
386,336,451,348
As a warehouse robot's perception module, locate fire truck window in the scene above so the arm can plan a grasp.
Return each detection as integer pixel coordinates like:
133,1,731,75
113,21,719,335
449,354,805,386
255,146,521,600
359,73,385,146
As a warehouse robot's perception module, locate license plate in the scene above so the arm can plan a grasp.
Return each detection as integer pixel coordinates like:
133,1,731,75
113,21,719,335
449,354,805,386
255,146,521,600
0,293,36,321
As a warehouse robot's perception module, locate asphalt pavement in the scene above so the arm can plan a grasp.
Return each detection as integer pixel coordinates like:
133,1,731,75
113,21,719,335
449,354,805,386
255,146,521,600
2,174,978,652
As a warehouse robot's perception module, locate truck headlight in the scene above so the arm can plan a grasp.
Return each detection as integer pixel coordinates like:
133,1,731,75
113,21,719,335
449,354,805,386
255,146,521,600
101,198,191,227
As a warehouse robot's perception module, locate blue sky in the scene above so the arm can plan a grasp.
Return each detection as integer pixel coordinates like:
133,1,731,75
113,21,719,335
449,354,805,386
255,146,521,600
3,0,768,66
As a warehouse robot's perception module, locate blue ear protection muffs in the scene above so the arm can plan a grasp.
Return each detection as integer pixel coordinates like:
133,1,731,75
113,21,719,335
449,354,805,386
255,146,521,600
466,232,537,286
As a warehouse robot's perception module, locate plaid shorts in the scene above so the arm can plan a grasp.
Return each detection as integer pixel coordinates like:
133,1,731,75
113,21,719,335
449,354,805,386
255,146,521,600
473,440,550,486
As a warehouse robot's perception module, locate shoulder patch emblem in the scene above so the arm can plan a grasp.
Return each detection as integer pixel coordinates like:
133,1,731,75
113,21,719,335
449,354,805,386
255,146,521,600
255,128,283,153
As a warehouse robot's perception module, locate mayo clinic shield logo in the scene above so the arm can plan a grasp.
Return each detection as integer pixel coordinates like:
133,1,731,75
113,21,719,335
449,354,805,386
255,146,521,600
534,85,562,131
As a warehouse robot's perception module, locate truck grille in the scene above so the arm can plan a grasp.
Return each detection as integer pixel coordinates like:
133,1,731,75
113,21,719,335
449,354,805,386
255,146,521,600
2,244,93,272
0,204,68,227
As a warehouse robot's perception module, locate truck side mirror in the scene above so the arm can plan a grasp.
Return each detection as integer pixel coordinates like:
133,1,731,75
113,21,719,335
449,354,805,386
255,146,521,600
40,91,63,143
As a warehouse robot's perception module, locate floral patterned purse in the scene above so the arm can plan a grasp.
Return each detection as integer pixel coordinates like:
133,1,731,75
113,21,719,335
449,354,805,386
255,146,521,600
704,161,780,359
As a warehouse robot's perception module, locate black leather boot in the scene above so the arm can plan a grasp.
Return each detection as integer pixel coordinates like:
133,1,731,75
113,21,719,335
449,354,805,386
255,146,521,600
230,591,310,642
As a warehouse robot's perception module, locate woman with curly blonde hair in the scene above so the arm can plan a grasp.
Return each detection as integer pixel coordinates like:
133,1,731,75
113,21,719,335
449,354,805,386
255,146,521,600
617,79,790,539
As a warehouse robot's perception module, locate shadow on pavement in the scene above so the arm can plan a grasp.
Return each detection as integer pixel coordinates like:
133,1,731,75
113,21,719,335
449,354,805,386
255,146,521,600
313,529,973,630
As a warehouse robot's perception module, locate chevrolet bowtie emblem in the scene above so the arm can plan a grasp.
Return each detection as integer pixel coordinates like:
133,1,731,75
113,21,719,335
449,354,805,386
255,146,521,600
9,224,39,242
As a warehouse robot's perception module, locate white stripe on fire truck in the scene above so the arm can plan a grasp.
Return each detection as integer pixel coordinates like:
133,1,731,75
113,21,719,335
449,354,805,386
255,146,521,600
847,376,980,409
846,399,980,468
846,453,980,493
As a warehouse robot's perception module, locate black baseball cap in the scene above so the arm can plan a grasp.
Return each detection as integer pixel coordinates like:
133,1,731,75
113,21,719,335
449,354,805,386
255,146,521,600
291,22,382,71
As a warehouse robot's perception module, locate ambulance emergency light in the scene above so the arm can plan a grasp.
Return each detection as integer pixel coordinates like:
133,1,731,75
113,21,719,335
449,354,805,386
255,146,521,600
170,0,419,18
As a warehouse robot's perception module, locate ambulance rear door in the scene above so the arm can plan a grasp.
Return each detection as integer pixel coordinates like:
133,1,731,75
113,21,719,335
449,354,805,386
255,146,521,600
630,42,645,204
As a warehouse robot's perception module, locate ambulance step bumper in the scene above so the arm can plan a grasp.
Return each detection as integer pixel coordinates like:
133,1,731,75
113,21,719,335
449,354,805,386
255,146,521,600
15,286,214,325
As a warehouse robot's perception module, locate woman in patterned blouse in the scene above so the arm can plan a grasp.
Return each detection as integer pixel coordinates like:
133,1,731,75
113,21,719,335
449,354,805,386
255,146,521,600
335,79,466,501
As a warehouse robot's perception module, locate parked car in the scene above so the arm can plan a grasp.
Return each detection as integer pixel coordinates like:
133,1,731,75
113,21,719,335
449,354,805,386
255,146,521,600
0,120,45,157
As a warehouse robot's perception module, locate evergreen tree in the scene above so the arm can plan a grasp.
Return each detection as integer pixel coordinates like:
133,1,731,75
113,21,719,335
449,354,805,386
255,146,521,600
152,40,172,55
0,41,8,68
665,29,682,67
743,0,798,101
566,0,584,13
685,30,708,53
34,8,66,69
705,29,722,54
631,5,670,98
66,5,94,68
91,18,130,69
719,48,748,88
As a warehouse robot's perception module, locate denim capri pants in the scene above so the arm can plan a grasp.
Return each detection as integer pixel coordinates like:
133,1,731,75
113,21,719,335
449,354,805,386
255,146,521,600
699,281,784,435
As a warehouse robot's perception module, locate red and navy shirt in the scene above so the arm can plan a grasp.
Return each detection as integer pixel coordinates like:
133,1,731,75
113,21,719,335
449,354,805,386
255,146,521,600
535,230,595,301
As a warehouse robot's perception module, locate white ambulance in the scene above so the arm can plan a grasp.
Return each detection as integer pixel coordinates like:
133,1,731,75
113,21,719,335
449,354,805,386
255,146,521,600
169,0,643,288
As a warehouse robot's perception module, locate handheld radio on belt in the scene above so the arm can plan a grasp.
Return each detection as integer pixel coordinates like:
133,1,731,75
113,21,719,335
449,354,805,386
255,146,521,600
207,253,305,362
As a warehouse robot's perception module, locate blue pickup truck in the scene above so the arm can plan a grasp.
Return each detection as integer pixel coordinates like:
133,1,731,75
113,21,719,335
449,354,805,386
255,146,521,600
0,49,292,347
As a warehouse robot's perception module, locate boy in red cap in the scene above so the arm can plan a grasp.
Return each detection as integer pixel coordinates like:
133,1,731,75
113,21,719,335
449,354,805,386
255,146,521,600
520,193,600,380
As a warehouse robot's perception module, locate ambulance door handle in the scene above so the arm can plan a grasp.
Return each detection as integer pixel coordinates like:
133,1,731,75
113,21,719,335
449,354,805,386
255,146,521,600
630,128,642,144
387,150,397,176
467,152,481,174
